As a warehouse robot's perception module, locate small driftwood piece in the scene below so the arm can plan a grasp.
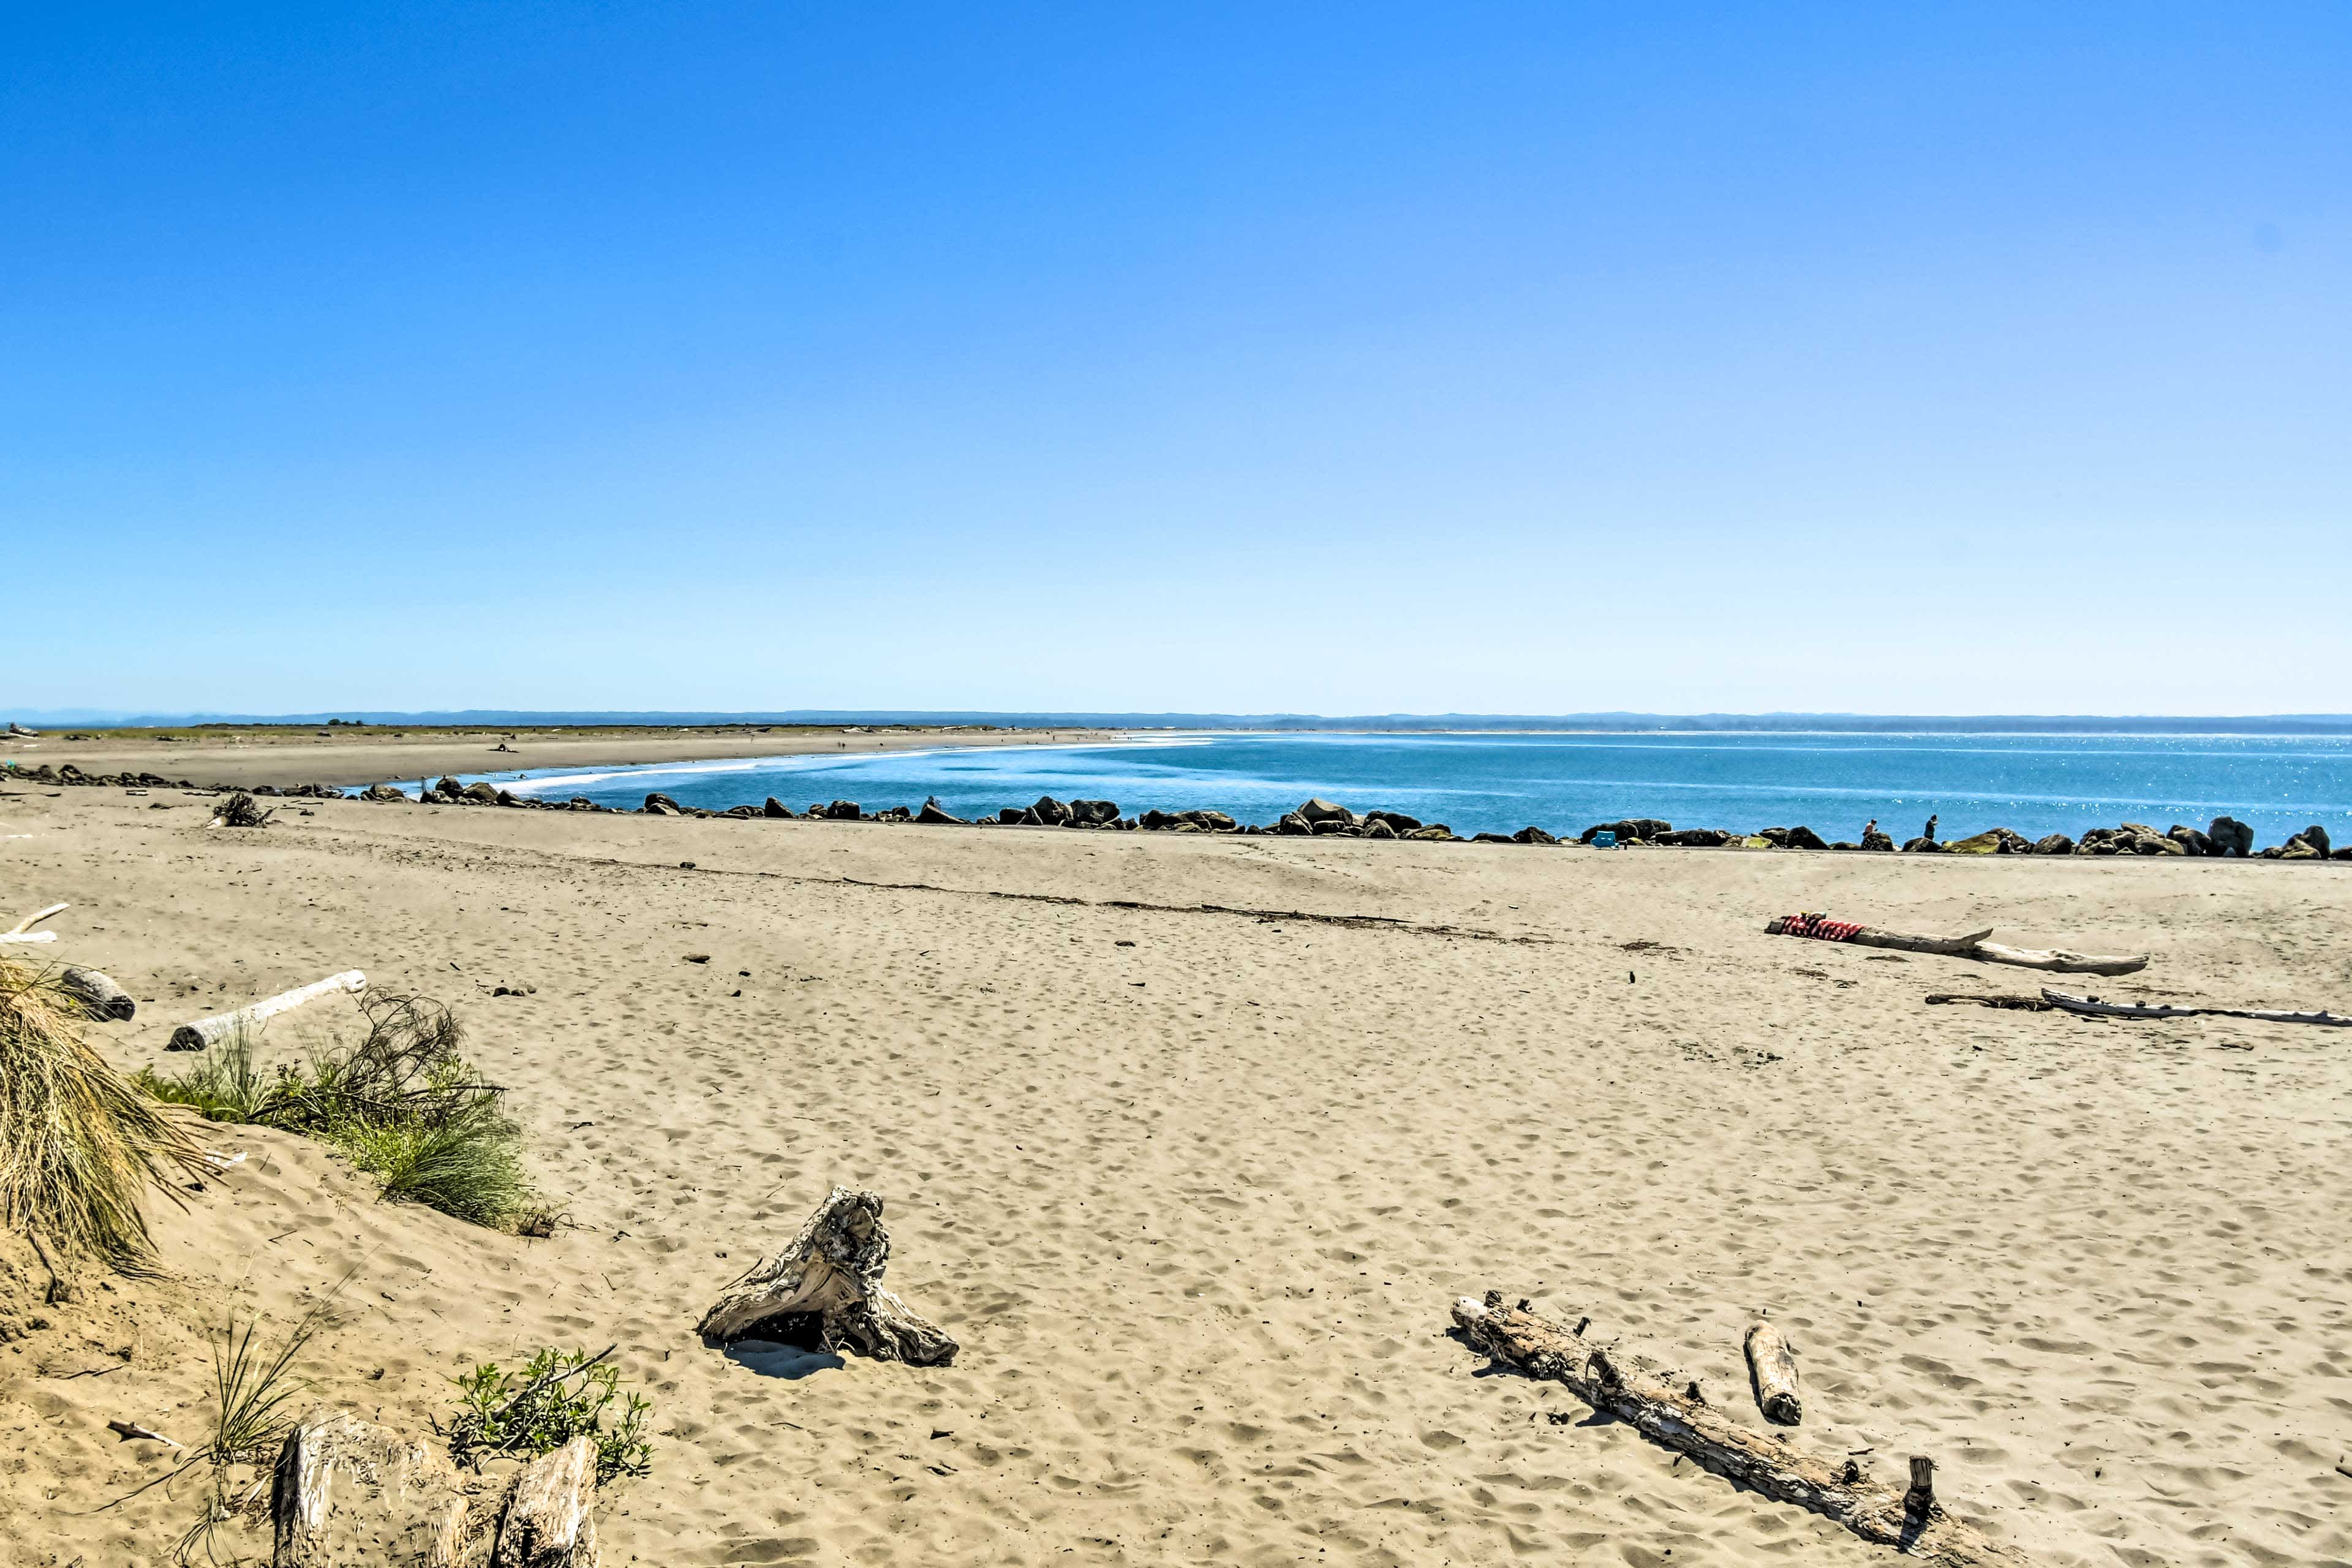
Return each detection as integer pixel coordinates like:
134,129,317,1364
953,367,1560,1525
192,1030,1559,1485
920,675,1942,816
2042,989,2350,1027
491,1435,598,1568
170,970,366,1051
1766,914,2147,976
1744,1320,1803,1425
697,1186,957,1365
271,1407,468,1568
1452,1294,2037,1567
107,1419,183,1447
60,965,136,1020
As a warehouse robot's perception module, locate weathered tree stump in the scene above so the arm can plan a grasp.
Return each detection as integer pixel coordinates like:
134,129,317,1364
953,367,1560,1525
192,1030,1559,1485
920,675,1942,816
696,1186,957,1365
271,1407,469,1567
491,1436,598,1568
1450,1294,2037,1567
1743,1319,1803,1425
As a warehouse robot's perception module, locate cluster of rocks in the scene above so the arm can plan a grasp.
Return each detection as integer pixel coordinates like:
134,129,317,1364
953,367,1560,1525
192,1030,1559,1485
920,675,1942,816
15,761,2348,864
1574,813,2350,860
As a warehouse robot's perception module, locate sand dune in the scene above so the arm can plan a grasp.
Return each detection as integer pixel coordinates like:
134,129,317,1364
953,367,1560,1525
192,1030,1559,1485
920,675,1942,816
5,787,2348,1565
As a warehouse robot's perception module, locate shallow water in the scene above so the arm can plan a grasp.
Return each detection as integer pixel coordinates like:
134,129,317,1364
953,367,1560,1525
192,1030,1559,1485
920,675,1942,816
407,731,2352,846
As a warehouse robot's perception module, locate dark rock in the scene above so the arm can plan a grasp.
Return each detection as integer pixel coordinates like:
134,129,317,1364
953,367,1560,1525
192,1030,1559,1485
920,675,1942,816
2031,833,2076,856
916,797,967,825
1471,832,1514,843
1180,810,1237,832
1655,829,1730,848
1274,812,1314,835
1069,798,1120,825
1902,836,1947,853
825,800,862,820
1828,840,1860,851
2206,816,2254,857
1362,819,1398,840
1363,810,1423,832
436,778,465,797
1784,825,1830,851
723,804,758,818
1297,798,1355,825
361,783,405,802
764,797,793,819
2167,824,2215,856
1031,795,1072,826
462,782,500,804
1512,826,1559,845
1758,827,1792,847
1401,825,1455,841
2294,824,2332,857
998,807,1025,824
645,793,684,816
1309,819,1360,835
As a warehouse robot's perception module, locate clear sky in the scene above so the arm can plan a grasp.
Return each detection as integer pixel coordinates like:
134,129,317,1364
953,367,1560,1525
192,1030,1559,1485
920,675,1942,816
6,5,2346,717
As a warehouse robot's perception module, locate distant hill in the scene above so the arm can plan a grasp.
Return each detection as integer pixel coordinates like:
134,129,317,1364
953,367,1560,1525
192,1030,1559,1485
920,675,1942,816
15,708,2352,736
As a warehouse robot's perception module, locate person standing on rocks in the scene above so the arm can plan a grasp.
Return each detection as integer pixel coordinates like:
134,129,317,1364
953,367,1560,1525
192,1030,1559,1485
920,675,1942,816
1863,818,1877,844
1922,813,1938,842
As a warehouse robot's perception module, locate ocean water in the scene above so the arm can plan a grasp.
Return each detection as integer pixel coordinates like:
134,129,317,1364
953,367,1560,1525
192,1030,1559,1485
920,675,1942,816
410,732,2352,847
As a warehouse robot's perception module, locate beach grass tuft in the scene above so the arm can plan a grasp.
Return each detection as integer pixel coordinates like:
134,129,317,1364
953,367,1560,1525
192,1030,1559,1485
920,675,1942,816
0,954,210,1271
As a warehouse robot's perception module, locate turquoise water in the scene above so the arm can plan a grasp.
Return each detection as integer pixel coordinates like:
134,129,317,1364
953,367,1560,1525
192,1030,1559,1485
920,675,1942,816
414,733,2352,846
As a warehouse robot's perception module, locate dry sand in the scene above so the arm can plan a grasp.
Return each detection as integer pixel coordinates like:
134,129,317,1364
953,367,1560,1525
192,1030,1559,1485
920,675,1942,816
2,724,1136,791
4,785,2348,1566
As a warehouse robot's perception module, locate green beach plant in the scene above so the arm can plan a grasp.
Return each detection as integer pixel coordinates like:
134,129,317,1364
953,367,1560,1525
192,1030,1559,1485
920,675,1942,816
138,993,532,1230
447,1345,654,1483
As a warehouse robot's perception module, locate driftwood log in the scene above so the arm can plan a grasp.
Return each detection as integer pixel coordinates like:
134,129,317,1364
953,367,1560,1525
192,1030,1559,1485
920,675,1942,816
59,965,135,1021
1452,1294,2038,1567
697,1186,957,1365
6,902,67,935
271,1407,469,1568
1766,914,2147,976
1744,1319,1803,1425
2042,989,2350,1027
491,1436,598,1568
170,970,367,1051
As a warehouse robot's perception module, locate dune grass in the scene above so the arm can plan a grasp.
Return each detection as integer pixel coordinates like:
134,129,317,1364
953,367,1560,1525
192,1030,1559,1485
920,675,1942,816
0,954,209,1270
138,993,533,1231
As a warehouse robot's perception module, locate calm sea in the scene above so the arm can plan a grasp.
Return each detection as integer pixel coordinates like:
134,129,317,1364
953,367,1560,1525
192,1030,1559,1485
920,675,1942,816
410,733,2352,846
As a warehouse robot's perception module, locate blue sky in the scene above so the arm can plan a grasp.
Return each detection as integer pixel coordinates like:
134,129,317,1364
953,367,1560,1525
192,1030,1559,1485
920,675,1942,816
6,5,2346,716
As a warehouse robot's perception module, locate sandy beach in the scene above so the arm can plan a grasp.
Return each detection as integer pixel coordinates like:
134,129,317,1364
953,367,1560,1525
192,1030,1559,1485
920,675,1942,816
1,725,1139,793
5,787,2348,1566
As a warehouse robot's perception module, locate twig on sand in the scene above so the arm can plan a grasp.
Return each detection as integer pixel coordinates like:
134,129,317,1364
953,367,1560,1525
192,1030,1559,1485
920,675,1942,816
107,1419,183,1449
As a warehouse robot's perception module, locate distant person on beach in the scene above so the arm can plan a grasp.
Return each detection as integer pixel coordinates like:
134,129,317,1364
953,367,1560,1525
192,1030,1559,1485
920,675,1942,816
1923,813,1938,841
1863,818,1877,842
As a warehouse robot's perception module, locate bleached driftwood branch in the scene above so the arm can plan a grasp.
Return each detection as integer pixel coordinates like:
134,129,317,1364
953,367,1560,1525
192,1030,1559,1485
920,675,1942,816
0,902,67,944
2043,990,2350,1027
1451,1294,2038,1567
1766,914,2147,976
491,1435,598,1567
168,970,366,1052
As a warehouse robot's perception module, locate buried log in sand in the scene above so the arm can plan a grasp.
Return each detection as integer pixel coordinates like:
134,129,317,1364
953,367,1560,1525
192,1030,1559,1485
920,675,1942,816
697,1186,957,1365
1450,1294,2039,1567
167,970,366,1052
1766,914,2147,976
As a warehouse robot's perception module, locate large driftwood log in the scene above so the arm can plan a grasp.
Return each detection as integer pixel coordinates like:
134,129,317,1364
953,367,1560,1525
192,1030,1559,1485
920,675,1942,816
1744,1319,1803,1425
271,1407,469,1568
59,965,135,1020
1766,914,2147,976
491,1436,598,1568
697,1186,957,1365
170,970,366,1051
1452,1294,2038,1567
2042,989,2350,1027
